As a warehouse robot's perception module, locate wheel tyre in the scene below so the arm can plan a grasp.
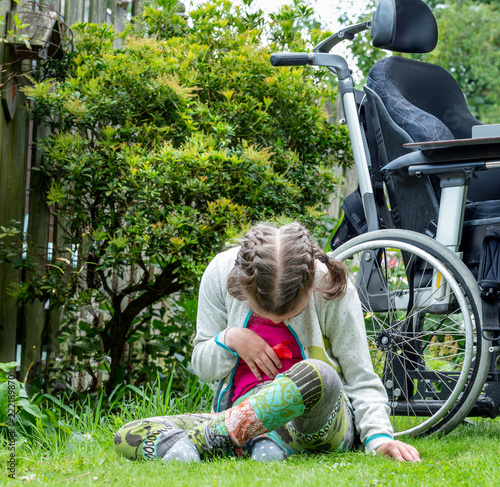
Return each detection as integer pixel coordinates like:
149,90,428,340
331,229,490,437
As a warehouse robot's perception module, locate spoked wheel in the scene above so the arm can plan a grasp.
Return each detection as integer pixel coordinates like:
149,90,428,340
331,229,490,437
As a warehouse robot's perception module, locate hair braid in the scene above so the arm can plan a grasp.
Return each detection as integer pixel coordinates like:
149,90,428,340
227,222,347,316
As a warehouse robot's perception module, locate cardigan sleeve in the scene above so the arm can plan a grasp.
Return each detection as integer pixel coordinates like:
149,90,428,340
321,281,394,453
191,251,239,382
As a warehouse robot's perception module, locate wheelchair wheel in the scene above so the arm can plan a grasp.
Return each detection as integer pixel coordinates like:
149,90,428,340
331,229,490,437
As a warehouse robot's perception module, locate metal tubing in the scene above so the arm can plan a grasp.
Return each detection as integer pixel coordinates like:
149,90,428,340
435,177,467,252
342,91,379,231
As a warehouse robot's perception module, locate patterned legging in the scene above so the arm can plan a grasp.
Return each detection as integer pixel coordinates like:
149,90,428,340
113,359,355,461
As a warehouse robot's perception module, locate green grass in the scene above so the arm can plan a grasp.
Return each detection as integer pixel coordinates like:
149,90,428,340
2,419,500,486
2,380,500,486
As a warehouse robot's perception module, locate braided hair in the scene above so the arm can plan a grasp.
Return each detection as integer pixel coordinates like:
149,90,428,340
227,223,347,316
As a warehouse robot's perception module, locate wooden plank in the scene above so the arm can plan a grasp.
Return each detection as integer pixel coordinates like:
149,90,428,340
42,0,63,11
64,0,85,27
0,92,28,365
42,217,63,378
114,1,128,32
0,0,25,366
328,166,358,221
131,0,143,17
108,0,118,25
20,117,51,380
89,0,107,24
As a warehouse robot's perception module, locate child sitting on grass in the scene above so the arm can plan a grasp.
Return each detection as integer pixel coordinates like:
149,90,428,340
114,223,420,463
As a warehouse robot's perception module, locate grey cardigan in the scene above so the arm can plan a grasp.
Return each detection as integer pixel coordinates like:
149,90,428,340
192,247,394,454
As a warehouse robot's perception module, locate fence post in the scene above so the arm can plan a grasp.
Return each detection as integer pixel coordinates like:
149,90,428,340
131,0,144,17
19,112,53,381
42,0,63,10
115,2,129,33
108,0,117,24
89,0,107,24
64,0,85,27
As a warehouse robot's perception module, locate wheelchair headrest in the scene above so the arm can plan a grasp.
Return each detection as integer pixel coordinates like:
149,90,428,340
371,0,438,53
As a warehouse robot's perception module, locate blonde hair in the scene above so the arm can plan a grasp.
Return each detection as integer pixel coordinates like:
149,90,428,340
227,223,347,315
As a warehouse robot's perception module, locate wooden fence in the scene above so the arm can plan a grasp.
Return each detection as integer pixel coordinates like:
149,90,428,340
0,0,143,379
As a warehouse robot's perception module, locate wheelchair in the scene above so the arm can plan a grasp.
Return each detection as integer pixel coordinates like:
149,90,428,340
271,0,500,437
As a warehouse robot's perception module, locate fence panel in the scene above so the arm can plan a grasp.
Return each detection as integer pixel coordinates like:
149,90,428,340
0,1,30,367
42,0,62,10
0,0,139,377
89,0,107,24
64,0,85,27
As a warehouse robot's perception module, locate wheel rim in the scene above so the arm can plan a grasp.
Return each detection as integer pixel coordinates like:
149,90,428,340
335,239,474,436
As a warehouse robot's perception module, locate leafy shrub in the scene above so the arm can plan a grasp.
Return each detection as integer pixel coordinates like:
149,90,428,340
3,0,351,396
0,363,72,447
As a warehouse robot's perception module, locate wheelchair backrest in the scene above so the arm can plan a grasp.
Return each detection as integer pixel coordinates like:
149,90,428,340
366,57,480,144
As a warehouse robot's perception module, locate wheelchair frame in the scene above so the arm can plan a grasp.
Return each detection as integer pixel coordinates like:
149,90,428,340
271,1,500,437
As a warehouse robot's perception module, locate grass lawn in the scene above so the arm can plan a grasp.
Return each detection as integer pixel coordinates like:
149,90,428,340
2,419,499,486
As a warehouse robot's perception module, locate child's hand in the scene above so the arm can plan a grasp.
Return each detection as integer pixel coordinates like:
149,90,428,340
375,440,420,462
225,328,282,380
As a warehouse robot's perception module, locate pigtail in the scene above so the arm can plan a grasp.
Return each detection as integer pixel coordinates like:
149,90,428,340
314,249,348,300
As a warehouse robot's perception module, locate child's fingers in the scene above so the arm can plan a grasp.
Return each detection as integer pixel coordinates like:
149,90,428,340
254,352,281,379
227,328,283,379
376,441,420,462
266,346,282,372
404,444,421,462
248,363,262,381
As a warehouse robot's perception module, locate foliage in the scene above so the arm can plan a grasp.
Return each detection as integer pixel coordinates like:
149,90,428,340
39,369,213,436
417,0,500,123
0,358,213,456
0,0,32,49
1,0,351,396
47,291,199,394
2,413,500,485
0,363,72,447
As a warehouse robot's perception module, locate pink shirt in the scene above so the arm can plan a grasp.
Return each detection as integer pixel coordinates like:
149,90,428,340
232,314,302,402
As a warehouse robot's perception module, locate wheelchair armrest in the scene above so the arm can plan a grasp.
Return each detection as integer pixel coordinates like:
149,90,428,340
381,148,499,179
383,137,500,178
403,136,500,152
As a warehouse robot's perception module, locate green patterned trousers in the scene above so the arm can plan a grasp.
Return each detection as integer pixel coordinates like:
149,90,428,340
114,359,354,461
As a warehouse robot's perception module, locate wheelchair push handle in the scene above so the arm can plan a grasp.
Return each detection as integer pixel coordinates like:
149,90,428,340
270,53,312,66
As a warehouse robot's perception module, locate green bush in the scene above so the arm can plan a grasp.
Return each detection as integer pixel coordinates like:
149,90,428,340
3,0,351,396
0,363,72,447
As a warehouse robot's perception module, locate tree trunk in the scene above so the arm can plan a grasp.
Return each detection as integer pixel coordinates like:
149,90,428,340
99,270,183,395
101,313,130,397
